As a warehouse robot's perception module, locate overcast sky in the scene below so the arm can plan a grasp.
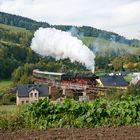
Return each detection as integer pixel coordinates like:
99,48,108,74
0,0,140,39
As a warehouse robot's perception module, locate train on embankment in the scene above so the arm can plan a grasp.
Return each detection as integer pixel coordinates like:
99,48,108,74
32,69,98,86
32,69,128,100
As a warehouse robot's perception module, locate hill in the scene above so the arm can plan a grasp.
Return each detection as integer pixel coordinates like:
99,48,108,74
1,22,140,58
0,23,85,80
82,36,140,56
0,11,140,82
0,23,32,45
0,12,50,30
0,11,140,47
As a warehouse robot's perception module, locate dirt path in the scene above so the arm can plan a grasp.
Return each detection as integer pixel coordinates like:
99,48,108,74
1,126,140,140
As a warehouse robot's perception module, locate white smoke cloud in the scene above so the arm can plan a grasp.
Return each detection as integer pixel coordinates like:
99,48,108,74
31,28,95,71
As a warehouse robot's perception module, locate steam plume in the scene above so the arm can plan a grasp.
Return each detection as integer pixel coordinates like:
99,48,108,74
31,28,95,72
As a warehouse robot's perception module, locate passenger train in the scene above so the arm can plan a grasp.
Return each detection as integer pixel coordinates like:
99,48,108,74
33,69,98,85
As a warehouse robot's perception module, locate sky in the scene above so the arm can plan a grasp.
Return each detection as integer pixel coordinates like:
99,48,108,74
0,0,140,39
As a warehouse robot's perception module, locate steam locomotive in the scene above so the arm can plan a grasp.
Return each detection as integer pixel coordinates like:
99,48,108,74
33,69,98,85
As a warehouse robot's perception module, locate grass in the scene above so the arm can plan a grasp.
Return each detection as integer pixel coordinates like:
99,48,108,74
124,74,133,82
0,23,30,33
0,79,13,91
0,105,18,115
0,105,26,129
81,36,140,55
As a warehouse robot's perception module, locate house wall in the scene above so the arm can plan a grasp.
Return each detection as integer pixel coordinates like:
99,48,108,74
96,79,104,87
16,96,29,105
17,96,46,105
29,89,39,102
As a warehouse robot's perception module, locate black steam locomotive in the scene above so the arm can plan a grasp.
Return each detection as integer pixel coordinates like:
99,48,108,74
61,73,97,80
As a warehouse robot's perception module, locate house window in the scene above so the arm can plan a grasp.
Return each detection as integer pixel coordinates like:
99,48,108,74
35,93,37,97
21,101,24,104
26,100,29,103
30,93,33,97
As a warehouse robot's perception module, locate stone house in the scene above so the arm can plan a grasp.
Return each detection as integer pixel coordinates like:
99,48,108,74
16,84,49,105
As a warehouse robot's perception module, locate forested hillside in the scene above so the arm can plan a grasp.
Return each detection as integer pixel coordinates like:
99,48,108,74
0,23,84,83
1,11,140,47
0,11,140,84
0,12,50,30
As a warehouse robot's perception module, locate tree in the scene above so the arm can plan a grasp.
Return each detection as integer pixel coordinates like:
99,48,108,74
136,62,140,71
112,57,123,71
19,74,31,84
95,55,109,69
12,66,24,84
125,62,135,71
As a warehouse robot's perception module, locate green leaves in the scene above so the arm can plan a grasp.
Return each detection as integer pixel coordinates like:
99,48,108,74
22,95,140,128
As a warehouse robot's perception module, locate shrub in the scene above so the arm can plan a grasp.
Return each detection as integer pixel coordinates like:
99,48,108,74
22,96,140,129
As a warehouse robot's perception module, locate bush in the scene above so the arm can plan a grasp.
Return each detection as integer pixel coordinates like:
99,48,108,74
1,95,140,129
127,85,140,96
22,96,140,129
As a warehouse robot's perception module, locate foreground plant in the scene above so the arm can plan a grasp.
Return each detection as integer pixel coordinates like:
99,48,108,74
21,95,140,129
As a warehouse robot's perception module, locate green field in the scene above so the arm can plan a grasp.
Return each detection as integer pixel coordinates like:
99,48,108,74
0,105,18,115
0,79,13,91
0,105,25,129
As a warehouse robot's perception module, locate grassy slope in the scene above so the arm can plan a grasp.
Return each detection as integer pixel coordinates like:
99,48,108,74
0,105,17,114
1,23,140,54
0,23,32,46
0,23,31,33
0,80,13,91
0,105,25,129
82,36,140,55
